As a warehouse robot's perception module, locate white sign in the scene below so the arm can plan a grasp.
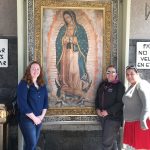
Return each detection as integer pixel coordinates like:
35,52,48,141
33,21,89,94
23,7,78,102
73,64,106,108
0,39,8,67
136,42,150,69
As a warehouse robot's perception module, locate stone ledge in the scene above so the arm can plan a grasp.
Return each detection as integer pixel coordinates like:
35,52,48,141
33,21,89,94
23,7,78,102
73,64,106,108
43,115,100,125
42,115,102,131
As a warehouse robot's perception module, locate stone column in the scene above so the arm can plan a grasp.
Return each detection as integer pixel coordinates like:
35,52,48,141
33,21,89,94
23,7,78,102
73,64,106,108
122,0,131,88
17,0,27,149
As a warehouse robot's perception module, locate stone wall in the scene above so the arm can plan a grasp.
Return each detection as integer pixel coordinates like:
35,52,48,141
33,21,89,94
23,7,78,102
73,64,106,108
0,36,18,104
0,37,18,150
0,0,17,36
0,0,17,103
38,130,102,150
0,1,17,150
130,0,150,39
129,0,150,82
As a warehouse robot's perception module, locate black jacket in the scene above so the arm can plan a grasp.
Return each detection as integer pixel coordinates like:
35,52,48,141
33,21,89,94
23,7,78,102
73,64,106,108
95,80,125,122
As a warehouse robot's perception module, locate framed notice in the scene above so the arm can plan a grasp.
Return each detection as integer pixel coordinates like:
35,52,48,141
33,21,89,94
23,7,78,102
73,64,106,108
136,42,150,69
0,39,8,67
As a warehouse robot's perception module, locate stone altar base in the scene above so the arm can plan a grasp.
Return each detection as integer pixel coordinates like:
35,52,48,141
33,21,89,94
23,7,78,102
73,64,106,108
37,130,102,150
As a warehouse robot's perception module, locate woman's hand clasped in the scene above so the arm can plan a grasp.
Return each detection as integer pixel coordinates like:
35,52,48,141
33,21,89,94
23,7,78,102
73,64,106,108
96,109,108,117
33,116,42,125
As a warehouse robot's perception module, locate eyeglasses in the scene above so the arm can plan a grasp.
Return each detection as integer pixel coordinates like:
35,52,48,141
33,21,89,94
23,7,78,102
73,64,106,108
126,65,138,73
106,71,116,74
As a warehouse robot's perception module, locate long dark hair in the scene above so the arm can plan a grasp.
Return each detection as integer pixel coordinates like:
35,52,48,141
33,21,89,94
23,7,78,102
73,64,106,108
63,10,77,25
22,61,45,86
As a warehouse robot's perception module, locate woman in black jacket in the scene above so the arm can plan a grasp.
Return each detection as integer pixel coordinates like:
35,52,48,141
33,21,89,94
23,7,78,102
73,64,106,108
95,65,125,150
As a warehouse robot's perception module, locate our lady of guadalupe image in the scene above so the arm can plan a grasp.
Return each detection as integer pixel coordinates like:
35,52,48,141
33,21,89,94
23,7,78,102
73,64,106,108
55,10,92,105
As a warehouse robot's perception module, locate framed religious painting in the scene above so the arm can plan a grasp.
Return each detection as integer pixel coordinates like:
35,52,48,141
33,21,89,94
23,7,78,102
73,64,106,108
33,0,113,116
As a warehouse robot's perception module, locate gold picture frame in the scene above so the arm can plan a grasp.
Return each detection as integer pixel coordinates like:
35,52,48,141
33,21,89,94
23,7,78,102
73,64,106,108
34,0,112,115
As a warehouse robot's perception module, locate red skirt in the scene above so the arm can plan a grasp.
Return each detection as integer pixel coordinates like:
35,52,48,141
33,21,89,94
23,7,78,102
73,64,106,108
123,120,150,149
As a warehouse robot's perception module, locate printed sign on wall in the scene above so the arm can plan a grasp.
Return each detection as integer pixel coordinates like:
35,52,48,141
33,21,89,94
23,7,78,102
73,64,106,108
0,39,8,67
136,42,150,69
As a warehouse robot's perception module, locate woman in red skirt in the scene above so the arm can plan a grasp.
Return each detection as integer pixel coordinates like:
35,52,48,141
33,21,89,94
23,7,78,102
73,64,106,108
122,65,150,150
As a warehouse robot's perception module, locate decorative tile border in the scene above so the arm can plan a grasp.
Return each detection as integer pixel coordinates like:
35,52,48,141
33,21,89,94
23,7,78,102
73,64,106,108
43,115,100,125
27,0,34,61
111,0,119,67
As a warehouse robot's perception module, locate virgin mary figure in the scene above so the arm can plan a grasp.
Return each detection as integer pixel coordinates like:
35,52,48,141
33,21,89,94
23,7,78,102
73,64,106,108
55,10,91,100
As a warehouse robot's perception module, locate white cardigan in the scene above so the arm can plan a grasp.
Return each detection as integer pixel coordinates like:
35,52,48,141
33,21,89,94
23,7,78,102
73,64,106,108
122,79,150,129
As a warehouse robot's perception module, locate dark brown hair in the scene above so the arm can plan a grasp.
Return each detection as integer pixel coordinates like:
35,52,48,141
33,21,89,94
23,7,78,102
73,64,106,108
63,10,77,25
22,61,45,86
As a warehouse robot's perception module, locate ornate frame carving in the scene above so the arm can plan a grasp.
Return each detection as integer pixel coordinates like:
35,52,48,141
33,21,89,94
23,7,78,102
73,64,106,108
34,1,111,69
27,0,119,117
